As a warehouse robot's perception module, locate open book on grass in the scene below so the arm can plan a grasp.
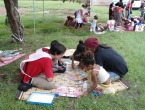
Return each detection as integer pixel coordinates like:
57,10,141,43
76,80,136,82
55,86,80,97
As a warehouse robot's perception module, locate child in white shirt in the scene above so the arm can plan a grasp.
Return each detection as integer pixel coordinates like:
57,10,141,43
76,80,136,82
81,50,114,96
90,15,98,32
107,16,115,31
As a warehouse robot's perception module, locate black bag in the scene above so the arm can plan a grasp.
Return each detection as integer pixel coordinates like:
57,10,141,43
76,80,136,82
18,62,32,92
18,83,32,92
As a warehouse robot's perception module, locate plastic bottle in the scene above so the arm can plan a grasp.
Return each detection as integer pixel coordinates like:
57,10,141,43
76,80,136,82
83,81,88,92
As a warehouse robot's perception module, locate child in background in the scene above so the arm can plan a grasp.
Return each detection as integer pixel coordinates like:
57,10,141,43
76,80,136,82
81,50,114,96
0,58,4,63
64,16,75,27
90,15,98,32
71,40,85,69
51,40,66,73
107,16,115,31
125,18,135,31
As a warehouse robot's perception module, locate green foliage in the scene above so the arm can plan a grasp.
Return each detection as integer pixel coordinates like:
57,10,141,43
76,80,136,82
0,1,145,110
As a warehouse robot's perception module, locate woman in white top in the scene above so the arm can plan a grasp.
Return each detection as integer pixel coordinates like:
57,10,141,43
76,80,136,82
81,50,111,96
75,4,87,29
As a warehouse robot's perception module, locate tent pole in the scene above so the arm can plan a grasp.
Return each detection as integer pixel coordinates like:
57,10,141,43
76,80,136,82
91,0,93,17
43,0,44,17
33,0,36,34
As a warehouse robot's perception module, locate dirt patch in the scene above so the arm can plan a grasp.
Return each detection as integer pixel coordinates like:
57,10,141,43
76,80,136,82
0,6,31,16
0,74,6,82
0,6,75,17
10,68,22,84
41,10,74,16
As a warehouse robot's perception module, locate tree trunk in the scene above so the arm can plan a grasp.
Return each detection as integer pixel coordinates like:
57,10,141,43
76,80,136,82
4,0,24,43
5,0,18,25
13,0,18,8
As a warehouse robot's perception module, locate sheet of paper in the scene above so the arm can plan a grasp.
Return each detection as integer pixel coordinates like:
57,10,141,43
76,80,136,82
28,93,54,103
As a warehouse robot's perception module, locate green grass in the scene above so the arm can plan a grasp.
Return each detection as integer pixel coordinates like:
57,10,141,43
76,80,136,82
0,1,145,110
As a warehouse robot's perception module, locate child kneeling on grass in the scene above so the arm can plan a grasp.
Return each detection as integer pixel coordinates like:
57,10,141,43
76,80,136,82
81,50,115,96
71,40,85,69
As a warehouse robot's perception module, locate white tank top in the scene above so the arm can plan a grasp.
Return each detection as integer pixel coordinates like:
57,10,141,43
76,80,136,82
76,9,83,23
93,67,110,83
91,19,97,27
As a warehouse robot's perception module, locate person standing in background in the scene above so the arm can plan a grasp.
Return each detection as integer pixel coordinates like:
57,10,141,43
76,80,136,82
109,2,114,20
115,0,124,8
113,5,125,26
125,0,134,20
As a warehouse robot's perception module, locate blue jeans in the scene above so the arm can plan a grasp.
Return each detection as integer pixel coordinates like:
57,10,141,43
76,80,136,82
107,71,120,82
126,10,131,20
52,62,66,73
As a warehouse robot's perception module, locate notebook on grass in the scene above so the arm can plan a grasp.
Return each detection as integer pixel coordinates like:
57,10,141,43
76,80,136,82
26,92,55,106
55,86,80,97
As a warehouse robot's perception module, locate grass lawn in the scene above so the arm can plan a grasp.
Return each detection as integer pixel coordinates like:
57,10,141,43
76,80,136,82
0,1,145,110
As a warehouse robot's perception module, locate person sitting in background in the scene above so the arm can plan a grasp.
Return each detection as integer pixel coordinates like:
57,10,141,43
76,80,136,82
64,16,75,27
90,15,98,32
0,58,4,63
125,18,135,31
107,16,115,31
84,37,128,81
75,4,88,30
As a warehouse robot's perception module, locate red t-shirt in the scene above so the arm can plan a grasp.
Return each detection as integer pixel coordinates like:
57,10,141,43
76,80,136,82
114,7,121,12
21,57,54,83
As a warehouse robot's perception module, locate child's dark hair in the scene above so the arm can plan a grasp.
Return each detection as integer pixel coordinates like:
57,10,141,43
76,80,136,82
49,40,66,55
109,2,114,9
81,50,95,67
131,18,134,21
94,15,98,19
82,4,88,8
76,40,85,53
50,40,59,47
